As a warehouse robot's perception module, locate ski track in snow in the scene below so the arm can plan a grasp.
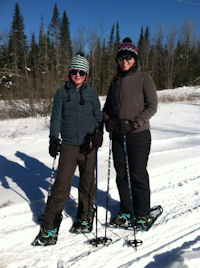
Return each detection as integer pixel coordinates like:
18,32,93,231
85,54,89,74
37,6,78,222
0,87,200,268
1,149,200,268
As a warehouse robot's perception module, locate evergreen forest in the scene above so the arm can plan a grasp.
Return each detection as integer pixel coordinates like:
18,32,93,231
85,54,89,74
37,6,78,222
0,3,199,117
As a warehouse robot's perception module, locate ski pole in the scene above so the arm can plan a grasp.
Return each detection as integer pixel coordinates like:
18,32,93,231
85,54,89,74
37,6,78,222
89,149,100,246
47,157,56,196
89,147,112,247
104,133,113,243
123,134,143,250
95,149,98,242
37,156,57,224
47,140,61,196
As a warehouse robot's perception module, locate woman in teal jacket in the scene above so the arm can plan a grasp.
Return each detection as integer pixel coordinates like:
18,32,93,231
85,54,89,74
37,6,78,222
34,53,103,246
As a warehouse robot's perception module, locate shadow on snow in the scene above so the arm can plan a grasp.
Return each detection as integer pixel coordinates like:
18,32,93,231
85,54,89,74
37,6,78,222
0,151,119,223
145,234,200,268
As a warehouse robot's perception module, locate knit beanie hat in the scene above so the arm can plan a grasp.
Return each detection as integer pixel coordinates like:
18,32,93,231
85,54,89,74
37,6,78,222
68,52,89,73
117,37,138,61
65,52,89,105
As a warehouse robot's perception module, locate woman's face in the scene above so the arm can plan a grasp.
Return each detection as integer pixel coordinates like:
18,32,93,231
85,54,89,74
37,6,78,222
70,69,87,88
118,55,135,72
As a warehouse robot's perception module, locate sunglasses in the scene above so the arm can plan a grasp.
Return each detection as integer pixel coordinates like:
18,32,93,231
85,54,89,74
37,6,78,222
70,69,87,76
118,55,133,62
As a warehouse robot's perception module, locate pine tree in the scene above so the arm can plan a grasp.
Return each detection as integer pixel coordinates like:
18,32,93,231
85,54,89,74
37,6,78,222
144,26,150,71
188,42,198,84
174,41,185,87
59,10,72,75
138,26,150,72
151,26,165,89
38,16,49,74
174,19,195,87
163,27,176,89
0,35,9,69
192,40,200,84
106,24,115,86
138,27,145,70
114,21,120,51
8,2,28,74
87,31,98,89
29,33,38,77
48,4,60,75
93,37,102,94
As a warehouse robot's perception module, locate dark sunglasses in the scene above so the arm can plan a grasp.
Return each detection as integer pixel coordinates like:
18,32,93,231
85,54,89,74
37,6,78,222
118,55,133,62
70,69,87,76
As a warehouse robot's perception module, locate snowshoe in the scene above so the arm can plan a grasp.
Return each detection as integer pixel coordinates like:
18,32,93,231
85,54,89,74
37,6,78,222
32,227,58,246
32,212,63,246
109,205,163,231
70,218,93,233
136,205,163,231
135,216,153,231
110,212,132,229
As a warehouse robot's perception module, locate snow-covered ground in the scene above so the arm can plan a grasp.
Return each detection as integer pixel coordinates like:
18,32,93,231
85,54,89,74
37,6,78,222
0,86,200,268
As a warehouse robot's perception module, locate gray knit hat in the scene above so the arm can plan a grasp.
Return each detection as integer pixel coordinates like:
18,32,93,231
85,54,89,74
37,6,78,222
69,53,89,74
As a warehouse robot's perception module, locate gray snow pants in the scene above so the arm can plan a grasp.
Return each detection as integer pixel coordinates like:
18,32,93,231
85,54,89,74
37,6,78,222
43,143,96,229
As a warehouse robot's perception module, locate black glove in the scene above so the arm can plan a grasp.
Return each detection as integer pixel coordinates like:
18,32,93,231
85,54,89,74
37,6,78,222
118,119,139,134
105,118,117,133
80,134,93,155
49,136,61,158
80,130,103,155
92,130,103,148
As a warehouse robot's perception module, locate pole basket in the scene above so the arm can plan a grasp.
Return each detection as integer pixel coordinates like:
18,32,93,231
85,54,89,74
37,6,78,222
89,237,112,247
127,238,143,249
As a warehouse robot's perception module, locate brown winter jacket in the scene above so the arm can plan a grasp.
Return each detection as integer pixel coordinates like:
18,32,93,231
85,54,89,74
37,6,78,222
103,64,158,133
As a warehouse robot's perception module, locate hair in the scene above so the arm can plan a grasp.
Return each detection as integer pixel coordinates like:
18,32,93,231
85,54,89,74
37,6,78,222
112,62,138,81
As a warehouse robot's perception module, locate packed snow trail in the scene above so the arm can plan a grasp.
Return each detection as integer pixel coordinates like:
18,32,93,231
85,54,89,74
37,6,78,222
0,154,200,268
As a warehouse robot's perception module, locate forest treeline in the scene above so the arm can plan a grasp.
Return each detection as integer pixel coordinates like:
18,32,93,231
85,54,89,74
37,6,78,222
0,3,200,117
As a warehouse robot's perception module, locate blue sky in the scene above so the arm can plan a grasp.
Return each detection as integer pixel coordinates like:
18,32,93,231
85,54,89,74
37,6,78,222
0,0,200,45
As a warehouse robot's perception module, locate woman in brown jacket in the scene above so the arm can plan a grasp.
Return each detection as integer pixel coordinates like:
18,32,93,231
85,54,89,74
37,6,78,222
103,37,157,230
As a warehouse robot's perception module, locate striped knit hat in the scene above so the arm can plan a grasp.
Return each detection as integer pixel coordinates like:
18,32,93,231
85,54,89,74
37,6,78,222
117,37,138,61
69,53,89,74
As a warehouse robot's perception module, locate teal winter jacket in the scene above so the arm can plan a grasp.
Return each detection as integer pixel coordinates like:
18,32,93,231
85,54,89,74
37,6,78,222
50,82,103,145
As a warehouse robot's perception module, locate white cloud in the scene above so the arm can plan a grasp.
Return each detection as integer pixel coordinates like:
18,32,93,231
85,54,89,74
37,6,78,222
177,0,200,6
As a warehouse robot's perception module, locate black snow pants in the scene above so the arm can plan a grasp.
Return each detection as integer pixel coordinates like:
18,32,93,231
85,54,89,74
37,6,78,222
43,143,96,229
112,130,151,217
